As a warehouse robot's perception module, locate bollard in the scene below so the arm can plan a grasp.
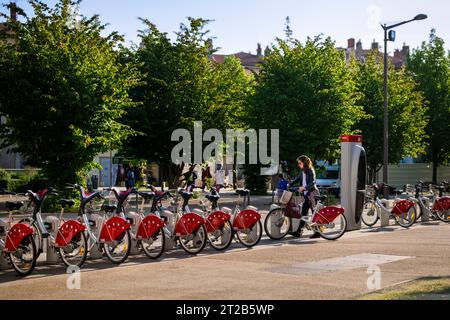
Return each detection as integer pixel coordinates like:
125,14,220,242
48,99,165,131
89,243,103,259
44,238,60,264
87,214,104,259
44,216,60,264
380,199,390,227
291,218,301,234
0,219,9,270
161,210,176,251
269,213,281,238
0,253,9,270
421,198,430,222
164,232,175,251
126,212,140,256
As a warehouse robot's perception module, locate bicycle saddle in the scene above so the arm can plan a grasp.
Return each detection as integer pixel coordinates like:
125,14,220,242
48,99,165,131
101,204,117,213
236,189,250,196
314,195,327,202
5,201,24,211
59,199,75,208
138,191,155,200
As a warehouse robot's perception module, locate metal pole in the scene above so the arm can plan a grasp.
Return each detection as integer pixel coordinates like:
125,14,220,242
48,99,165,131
383,26,389,199
109,150,112,188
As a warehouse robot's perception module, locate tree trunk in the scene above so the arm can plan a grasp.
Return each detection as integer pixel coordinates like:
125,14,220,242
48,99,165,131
432,161,438,184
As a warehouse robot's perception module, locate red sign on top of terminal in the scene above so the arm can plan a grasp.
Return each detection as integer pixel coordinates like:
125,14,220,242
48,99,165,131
340,135,363,143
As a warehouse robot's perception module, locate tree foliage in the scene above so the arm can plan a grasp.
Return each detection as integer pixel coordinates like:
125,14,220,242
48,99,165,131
122,18,254,187
407,29,450,182
248,35,364,167
0,0,141,186
354,52,428,182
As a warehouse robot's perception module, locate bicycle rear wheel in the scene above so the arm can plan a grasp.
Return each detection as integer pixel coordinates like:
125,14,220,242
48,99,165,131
316,214,347,240
394,206,416,228
179,224,207,254
264,208,291,240
8,234,37,276
208,220,233,251
236,219,262,248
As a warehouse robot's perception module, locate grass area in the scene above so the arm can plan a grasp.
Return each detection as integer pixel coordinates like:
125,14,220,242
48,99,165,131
359,277,450,300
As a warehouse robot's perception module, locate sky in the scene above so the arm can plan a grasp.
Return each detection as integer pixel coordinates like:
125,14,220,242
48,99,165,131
3,0,450,55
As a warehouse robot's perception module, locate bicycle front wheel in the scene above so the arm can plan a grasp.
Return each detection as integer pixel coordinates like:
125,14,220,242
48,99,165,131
141,229,165,259
316,214,347,241
58,231,88,268
8,234,37,276
208,220,233,251
104,230,132,264
394,206,416,228
264,208,291,240
236,219,263,248
361,200,379,227
179,225,207,255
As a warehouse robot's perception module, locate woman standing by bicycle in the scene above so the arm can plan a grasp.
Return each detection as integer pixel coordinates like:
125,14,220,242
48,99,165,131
288,155,320,238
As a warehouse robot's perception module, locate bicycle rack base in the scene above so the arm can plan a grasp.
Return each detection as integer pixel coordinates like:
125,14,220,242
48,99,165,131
269,216,281,238
164,234,175,251
291,218,301,233
44,238,60,264
421,198,431,222
379,200,390,227
130,239,140,256
89,243,103,259
0,253,10,270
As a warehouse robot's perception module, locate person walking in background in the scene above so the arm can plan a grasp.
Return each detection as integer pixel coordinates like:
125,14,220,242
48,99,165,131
201,165,212,191
126,165,135,189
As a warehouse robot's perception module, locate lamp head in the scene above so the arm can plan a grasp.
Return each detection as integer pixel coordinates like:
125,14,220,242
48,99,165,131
414,14,428,21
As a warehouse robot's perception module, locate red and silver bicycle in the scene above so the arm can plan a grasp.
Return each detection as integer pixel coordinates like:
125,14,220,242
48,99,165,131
265,187,347,240
181,187,234,251
105,187,166,259
0,189,37,276
204,188,263,248
18,187,88,267
67,183,132,264
148,185,208,255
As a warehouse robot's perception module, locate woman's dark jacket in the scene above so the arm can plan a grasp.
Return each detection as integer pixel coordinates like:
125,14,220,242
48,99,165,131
290,168,320,206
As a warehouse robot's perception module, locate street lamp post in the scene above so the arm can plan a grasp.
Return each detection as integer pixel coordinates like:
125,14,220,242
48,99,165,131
380,14,427,198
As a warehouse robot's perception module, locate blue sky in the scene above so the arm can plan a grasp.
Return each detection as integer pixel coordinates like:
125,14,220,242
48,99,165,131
4,0,450,54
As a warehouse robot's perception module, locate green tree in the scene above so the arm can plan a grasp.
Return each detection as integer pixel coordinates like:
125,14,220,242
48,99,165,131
248,35,364,168
407,29,450,182
0,0,140,186
123,18,253,188
355,52,428,182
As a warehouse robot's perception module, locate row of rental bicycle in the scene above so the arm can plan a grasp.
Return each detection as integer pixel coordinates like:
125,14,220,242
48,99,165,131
0,180,449,277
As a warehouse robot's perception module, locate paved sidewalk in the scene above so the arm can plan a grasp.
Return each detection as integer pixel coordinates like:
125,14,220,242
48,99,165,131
1,219,449,300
